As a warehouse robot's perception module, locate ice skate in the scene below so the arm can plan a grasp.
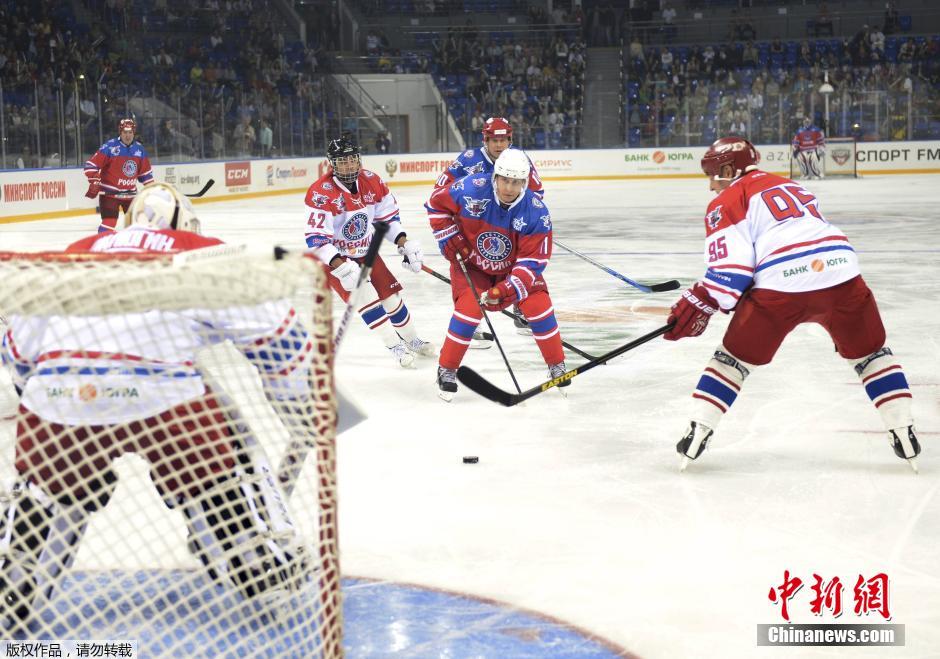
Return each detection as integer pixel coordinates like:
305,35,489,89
389,342,415,368
437,367,457,402
548,362,570,396
513,304,532,336
470,331,493,350
407,337,437,357
677,421,714,472
889,425,921,473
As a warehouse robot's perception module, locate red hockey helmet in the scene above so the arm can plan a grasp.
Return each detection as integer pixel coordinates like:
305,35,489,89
701,136,760,180
482,117,513,141
119,118,136,133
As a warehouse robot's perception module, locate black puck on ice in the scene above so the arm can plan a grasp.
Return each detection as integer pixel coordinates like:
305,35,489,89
462,456,479,464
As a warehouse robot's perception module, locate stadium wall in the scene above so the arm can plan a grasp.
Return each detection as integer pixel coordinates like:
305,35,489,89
2,141,939,224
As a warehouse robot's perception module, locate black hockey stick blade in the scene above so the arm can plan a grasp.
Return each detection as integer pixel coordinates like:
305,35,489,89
457,321,674,406
184,178,215,198
648,279,682,293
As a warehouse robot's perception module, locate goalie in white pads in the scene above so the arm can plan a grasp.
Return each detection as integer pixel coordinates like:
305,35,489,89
664,136,920,472
0,184,316,633
792,117,826,179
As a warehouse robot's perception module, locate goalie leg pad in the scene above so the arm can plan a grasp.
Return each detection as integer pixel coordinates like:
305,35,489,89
851,347,913,431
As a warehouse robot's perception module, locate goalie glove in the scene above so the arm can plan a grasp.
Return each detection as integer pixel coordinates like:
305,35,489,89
397,238,424,273
480,275,526,312
331,259,360,292
664,283,718,341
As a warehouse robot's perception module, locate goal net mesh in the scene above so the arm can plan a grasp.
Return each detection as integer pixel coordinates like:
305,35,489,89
0,251,340,657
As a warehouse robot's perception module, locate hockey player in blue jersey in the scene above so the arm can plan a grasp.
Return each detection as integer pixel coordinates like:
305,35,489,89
435,117,544,339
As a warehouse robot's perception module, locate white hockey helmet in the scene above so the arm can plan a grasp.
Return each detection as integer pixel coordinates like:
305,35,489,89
493,148,530,181
127,182,201,233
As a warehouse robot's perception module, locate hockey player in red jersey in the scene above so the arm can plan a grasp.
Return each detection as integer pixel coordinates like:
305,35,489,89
304,136,434,367
83,118,155,233
664,136,920,471
792,117,826,179
0,183,313,632
426,149,566,401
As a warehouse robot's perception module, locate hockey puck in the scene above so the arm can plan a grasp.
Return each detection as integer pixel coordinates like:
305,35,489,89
462,456,479,464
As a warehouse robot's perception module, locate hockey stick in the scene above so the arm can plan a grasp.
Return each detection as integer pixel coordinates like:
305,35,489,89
456,321,674,407
455,255,523,394
420,264,598,361
333,221,389,353
554,239,680,293
184,178,215,198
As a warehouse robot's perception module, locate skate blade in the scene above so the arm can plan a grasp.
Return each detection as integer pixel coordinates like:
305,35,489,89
398,355,416,368
469,341,493,350
555,386,568,399
906,458,919,474
516,328,533,336
438,390,455,403
679,456,691,472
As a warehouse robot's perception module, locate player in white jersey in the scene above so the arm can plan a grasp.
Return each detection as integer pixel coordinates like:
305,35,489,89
304,137,435,367
0,184,313,632
664,136,920,471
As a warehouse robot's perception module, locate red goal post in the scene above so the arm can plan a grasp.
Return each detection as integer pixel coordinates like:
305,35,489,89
0,249,342,657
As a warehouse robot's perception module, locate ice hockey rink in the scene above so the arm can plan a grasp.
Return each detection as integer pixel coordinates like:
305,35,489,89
1,173,938,658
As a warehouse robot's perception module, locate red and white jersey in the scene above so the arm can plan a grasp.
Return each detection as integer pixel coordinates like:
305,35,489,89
84,137,154,197
303,168,402,263
66,225,222,254
699,170,860,311
5,229,308,425
792,128,825,152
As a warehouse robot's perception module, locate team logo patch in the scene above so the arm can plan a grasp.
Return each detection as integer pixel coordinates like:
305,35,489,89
323,182,334,191
831,148,852,165
310,192,329,207
706,205,723,230
476,231,512,262
462,196,491,217
540,214,552,229
342,213,370,241
331,196,346,212
532,197,544,209
110,146,121,156
363,170,374,178
453,179,465,191
133,149,142,157
471,177,486,187
463,149,475,158
362,191,376,204
449,159,462,172
512,216,526,231
122,160,138,177
465,162,485,175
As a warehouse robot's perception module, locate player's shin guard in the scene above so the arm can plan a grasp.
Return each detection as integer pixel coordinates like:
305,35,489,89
679,346,755,467
0,477,110,631
851,347,919,465
382,293,435,357
359,293,414,366
519,292,564,366
439,308,481,370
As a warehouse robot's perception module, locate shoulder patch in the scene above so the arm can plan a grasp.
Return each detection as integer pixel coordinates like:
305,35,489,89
540,214,552,230
463,149,475,158
706,205,723,230
512,216,526,231
462,196,491,217
532,197,544,209
309,191,330,207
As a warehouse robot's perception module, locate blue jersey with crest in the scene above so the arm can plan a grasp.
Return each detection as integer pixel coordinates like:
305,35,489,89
435,146,544,196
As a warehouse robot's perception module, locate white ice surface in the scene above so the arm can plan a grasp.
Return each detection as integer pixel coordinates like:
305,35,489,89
1,175,937,658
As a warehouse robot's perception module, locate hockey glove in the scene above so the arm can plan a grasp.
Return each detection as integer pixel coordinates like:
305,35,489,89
439,232,471,263
331,259,361,292
85,181,101,198
397,238,424,273
664,283,718,341
480,275,526,312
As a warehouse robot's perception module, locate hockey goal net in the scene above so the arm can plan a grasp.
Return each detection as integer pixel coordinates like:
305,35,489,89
0,250,341,657
789,136,858,179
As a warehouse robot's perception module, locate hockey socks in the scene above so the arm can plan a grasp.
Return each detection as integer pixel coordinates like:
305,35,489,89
519,292,564,366
852,347,913,431
688,346,753,431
